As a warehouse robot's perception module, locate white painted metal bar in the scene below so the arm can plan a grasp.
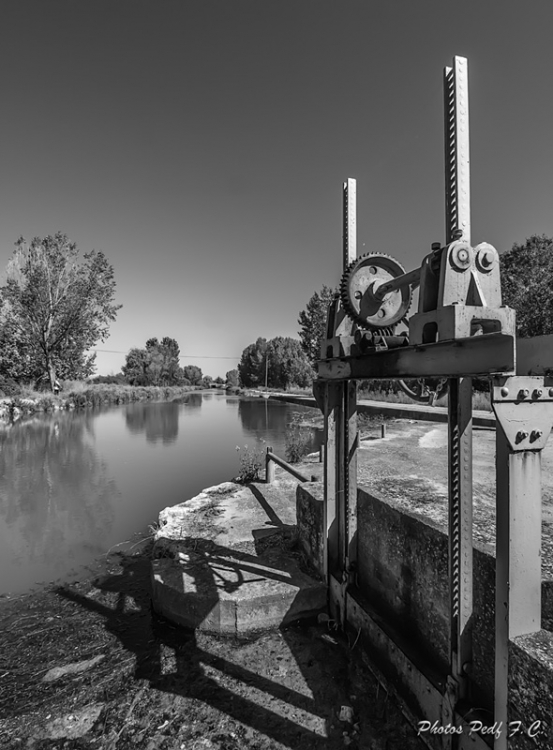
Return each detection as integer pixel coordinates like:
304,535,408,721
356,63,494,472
443,57,474,746
444,57,471,245
343,178,357,268
491,376,553,749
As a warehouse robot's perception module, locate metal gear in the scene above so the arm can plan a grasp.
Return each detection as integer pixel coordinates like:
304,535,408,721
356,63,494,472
340,253,412,330
398,377,448,406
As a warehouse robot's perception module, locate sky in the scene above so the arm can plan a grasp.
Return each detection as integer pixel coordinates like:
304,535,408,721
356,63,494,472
1,1,553,378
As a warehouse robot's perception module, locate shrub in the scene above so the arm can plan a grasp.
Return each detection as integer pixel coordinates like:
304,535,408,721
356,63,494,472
284,412,313,464
235,443,265,484
0,377,21,397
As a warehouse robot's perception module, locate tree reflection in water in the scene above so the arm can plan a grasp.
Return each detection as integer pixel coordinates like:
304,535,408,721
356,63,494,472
123,393,202,444
0,412,116,591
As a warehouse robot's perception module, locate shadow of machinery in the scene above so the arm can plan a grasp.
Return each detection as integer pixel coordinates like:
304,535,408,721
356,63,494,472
55,544,368,749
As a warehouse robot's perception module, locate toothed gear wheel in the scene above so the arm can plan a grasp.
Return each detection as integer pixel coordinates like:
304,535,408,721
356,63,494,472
340,253,412,330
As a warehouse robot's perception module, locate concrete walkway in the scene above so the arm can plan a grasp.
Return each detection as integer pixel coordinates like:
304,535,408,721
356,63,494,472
151,477,326,636
270,392,495,427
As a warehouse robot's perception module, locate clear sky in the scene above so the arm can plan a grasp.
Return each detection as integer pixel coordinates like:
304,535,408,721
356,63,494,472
1,1,552,378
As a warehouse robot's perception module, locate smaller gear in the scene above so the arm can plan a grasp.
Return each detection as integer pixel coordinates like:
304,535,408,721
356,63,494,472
340,253,412,330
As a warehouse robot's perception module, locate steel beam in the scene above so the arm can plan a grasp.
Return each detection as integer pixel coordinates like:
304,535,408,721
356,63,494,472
317,333,515,381
443,57,474,746
343,178,357,268
444,56,470,244
491,376,553,750
447,377,473,708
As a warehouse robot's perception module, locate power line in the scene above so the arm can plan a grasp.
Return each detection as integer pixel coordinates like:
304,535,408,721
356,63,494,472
90,348,238,360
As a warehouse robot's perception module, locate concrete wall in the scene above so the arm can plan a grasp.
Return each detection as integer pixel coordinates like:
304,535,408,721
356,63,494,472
296,482,325,579
296,482,553,746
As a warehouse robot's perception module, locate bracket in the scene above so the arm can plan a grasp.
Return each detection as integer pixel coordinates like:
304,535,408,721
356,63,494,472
492,375,553,451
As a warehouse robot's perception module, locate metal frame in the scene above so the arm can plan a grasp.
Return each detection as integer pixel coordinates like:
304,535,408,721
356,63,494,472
316,56,553,749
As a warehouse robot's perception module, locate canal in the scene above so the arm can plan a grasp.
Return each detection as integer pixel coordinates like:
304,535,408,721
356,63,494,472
0,392,322,595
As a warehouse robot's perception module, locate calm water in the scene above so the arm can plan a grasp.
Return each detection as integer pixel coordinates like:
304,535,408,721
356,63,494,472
0,393,322,595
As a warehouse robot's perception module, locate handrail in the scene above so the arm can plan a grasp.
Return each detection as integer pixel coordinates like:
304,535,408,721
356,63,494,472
265,447,318,484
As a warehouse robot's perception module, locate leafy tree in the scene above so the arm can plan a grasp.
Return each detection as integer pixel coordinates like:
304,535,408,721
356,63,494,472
500,235,553,337
237,338,267,387
0,233,121,390
144,337,181,385
0,308,39,382
298,285,336,366
123,337,186,386
226,369,239,387
238,337,313,389
214,376,225,385
201,375,213,389
181,365,203,385
122,347,151,386
267,336,313,390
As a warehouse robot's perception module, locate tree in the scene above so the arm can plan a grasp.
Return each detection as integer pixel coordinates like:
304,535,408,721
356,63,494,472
214,376,225,385
226,369,239,387
266,336,313,390
181,365,203,385
144,337,181,385
500,235,553,338
122,347,151,386
237,338,267,387
237,337,313,389
297,285,336,366
0,233,121,390
122,337,185,386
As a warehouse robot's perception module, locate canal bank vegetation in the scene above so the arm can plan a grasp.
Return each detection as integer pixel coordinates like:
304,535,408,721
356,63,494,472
0,381,207,421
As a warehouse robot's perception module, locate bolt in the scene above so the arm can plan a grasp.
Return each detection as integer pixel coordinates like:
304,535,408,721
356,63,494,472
377,309,386,318
518,389,530,399
500,386,509,397
516,431,529,442
550,389,553,398
369,266,377,274
480,251,494,268
458,248,469,262
354,290,363,299
533,389,543,399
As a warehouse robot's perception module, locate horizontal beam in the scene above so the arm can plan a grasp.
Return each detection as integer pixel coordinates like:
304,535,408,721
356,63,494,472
516,334,553,376
317,333,515,380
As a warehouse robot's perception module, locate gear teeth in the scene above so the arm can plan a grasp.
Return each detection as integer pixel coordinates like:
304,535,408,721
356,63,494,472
339,252,413,331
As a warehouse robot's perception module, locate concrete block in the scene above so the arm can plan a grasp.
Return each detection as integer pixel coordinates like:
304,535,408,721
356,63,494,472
151,546,326,637
296,482,325,578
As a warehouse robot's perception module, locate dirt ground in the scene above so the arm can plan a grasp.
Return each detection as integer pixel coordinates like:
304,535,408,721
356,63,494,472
0,533,427,750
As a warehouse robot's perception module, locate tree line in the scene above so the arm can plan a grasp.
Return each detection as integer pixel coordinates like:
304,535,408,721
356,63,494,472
1,232,551,393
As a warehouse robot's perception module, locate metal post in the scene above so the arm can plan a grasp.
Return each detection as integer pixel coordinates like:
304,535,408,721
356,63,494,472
444,56,471,244
491,376,553,750
443,57,474,741
447,377,473,700
326,179,358,625
324,381,342,593
265,446,275,484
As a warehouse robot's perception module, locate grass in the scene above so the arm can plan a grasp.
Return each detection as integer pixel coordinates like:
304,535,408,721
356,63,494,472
0,382,202,417
357,389,492,412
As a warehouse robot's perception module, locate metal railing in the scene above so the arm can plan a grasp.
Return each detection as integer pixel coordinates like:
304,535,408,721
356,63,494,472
265,446,319,484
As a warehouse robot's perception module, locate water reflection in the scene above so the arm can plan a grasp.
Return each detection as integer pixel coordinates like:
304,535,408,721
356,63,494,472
0,412,117,591
124,402,180,444
0,394,321,594
237,398,323,454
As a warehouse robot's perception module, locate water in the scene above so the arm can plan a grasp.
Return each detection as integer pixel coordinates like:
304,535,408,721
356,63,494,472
0,393,322,595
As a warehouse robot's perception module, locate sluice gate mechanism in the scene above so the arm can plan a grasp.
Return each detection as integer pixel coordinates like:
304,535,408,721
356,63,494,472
314,56,553,749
